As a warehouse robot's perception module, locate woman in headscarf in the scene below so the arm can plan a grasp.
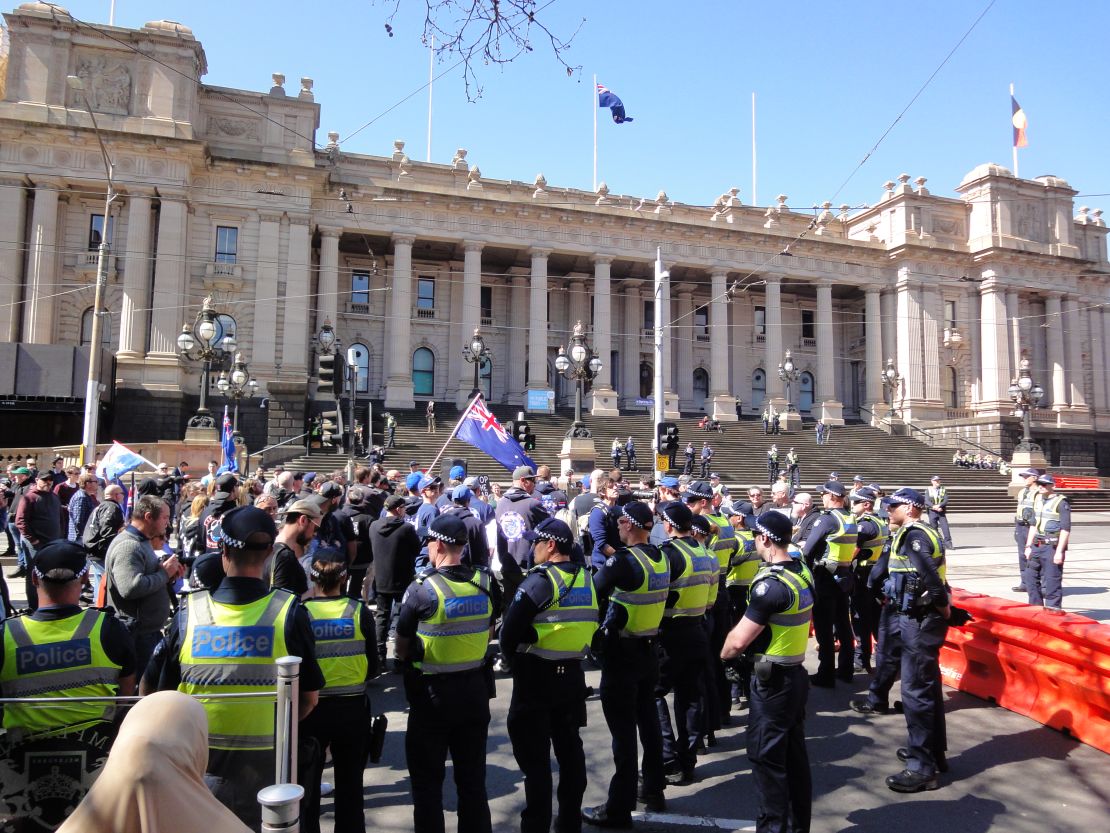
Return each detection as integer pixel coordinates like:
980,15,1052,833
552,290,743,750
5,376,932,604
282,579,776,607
57,690,252,833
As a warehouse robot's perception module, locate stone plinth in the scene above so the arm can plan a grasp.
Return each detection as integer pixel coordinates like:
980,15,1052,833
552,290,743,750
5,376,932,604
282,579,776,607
711,395,738,422
590,387,620,417
1007,448,1049,496
559,436,597,474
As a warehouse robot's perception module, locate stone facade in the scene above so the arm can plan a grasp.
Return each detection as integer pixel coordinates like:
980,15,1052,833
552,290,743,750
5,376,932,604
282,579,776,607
1,4,1108,466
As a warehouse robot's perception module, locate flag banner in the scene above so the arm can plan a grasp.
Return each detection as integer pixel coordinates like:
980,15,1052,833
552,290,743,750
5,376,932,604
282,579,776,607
95,441,153,483
1012,96,1028,148
454,395,536,472
218,406,239,474
597,83,633,123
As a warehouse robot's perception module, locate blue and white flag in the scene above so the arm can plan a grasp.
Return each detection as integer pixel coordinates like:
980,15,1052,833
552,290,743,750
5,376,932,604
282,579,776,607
597,83,633,123
454,395,535,473
218,406,238,474
96,441,153,483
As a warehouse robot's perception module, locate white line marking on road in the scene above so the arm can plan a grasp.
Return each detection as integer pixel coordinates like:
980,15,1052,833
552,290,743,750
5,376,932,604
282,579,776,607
631,810,757,830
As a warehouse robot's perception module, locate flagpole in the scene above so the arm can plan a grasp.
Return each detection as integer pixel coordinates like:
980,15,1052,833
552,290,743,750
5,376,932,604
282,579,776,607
592,74,598,192
427,35,435,162
1010,83,1019,178
426,393,480,475
751,92,758,207
653,247,666,481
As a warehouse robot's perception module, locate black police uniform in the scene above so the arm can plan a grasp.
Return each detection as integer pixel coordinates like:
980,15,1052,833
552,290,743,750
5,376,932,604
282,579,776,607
501,561,592,833
855,550,902,713
798,511,855,685
851,513,885,671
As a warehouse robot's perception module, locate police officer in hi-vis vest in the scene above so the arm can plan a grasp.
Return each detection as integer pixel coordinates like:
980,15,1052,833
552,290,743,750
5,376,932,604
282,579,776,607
721,511,815,833
926,475,953,548
395,513,501,833
143,505,324,830
500,518,599,833
723,503,759,706
1011,467,1040,592
584,501,670,827
1023,474,1071,610
301,548,379,833
848,486,889,673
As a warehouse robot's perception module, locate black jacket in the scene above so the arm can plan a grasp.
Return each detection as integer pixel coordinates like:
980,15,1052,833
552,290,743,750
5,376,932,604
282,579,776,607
495,488,549,574
337,504,375,567
440,504,491,568
82,500,125,562
369,515,420,594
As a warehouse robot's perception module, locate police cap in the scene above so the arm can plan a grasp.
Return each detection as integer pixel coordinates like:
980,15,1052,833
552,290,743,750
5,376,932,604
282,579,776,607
221,505,278,550
620,500,654,529
427,514,468,545
523,517,575,546
32,540,89,581
659,500,693,531
754,511,792,545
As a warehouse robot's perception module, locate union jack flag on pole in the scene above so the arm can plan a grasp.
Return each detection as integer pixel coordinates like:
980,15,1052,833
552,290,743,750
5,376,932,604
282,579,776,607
454,395,535,472
218,405,238,474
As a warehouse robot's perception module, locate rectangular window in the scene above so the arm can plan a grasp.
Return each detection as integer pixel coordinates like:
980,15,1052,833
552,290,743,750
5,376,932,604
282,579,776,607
695,305,709,333
643,301,655,331
754,306,766,336
214,226,238,263
351,271,370,305
417,277,435,310
480,286,493,321
944,299,957,330
88,214,114,251
801,310,815,339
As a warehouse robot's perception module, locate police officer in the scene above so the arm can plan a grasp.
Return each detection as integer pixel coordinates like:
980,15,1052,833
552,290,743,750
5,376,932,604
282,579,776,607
1024,474,1070,610
926,475,953,548
301,548,378,833
785,448,800,491
721,511,814,833
501,518,598,833
1011,467,1040,592
767,445,779,487
797,481,858,687
683,442,695,476
396,513,500,833
143,505,324,828
849,486,888,673
723,503,759,705
654,501,713,785
880,488,950,792
584,501,670,827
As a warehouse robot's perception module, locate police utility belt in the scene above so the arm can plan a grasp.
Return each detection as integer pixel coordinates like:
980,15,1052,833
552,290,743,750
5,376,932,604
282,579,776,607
1033,536,1059,547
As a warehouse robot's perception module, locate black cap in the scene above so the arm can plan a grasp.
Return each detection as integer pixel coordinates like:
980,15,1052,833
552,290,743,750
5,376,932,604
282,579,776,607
690,514,713,536
620,501,654,529
318,481,344,499
684,481,713,500
136,477,161,496
384,494,408,511
659,501,693,531
346,485,369,507
754,511,792,545
32,540,89,581
220,506,278,551
523,518,575,546
818,481,846,498
1036,474,1056,487
192,551,226,591
215,472,239,492
850,486,879,503
427,514,468,545
881,488,928,510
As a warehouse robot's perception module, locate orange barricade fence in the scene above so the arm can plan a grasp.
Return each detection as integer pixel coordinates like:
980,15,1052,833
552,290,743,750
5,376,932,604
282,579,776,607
940,588,1110,754
1053,475,1101,489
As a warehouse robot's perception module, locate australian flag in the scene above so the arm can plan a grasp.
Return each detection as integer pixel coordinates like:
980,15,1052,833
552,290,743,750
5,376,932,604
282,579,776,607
597,84,633,123
218,406,238,474
455,395,535,473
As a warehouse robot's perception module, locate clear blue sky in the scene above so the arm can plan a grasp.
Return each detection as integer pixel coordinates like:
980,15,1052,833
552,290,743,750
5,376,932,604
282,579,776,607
53,0,1110,210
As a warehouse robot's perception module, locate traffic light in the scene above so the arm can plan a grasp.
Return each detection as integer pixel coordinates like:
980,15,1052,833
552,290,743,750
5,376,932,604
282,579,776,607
320,410,339,448
318,353,343,397
515,420,530,446
657,421,678,453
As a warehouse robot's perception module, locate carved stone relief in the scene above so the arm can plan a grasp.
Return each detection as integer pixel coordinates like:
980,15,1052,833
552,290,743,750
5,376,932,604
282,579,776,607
207,115,261,141
74,54,133,115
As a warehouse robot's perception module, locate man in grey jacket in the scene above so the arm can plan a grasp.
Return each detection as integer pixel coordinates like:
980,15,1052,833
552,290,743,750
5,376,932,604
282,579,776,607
104,495,184,676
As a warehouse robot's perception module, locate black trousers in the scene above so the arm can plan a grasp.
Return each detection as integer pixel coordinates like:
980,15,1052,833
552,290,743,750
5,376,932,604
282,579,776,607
600,636,664,816
404,669,492,833
1027,542,1064,609
768,463,779,486
374,592,403,661
810,567,854,684
1014,523,1029,586
701,599,731,729
301,695,370,833
700,459,711,477
726,585,753,699
898,611,948,775
507,655,588,833
928,511,952,546
850,565,880,664
748,663,811,833
866,603,901,707
655,618,707,775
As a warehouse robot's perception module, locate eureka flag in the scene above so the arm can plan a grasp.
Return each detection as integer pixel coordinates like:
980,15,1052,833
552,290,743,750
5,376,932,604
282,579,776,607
1012,96,1028,148
454,395,535,472
597,84,633,124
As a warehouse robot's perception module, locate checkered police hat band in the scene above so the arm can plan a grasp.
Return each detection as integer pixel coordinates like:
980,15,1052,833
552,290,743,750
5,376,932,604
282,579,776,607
754,520,786,544
889,494,926,510
534,528,571,544
621,506,646,528
33,562,90,582
426,527,463,544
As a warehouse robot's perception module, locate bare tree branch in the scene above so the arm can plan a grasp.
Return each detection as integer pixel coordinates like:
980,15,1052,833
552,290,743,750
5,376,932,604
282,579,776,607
376,0,585,101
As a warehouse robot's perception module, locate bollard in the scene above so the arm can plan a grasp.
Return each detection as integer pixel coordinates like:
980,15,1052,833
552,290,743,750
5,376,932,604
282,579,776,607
258,783,305,833
274,655,302,785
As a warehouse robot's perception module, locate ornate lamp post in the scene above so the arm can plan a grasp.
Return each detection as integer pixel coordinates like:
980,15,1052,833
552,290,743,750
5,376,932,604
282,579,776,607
554,321,603,438
316,320,337,356
461,327,491,399
216,352,257,442
777,350,801,412
178,296,237,430
881,357,902,420
1008,357,1044,452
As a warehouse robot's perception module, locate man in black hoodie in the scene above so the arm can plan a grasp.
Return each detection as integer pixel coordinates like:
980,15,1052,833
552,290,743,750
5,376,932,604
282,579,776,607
337,485,377,599
370,494,421,668
494,465,549,601
193,473,240,559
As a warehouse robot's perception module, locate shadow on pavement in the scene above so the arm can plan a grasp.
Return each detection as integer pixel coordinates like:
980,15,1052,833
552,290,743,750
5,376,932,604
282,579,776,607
840,794,1006,833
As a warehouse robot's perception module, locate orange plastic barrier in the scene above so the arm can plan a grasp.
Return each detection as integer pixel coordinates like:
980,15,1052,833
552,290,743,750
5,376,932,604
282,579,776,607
940,588,1110,754
1053,475,1101,489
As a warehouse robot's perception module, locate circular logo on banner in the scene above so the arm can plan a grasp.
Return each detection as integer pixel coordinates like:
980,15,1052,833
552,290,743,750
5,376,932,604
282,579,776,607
499,511,525,542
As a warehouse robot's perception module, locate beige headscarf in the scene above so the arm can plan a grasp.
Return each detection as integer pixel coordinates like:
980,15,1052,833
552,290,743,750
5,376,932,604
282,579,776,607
57,691,252,833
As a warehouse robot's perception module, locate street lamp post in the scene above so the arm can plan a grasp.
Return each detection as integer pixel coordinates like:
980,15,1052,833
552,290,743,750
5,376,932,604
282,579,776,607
555,321,603,439
178,296,237,430
69,74,117,466
216,352,257,442
1008,357,1044,452
777,350,801,412
461,328,491,399
881,357,902,420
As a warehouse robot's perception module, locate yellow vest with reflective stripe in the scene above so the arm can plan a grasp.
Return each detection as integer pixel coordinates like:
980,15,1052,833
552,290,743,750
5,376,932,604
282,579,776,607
705,513,736,607
610,545,669,637
1015,486,1037,524
855,513,889,567
416,569,492,674
749,562,814,665
823,509,858,565
889,521,946,583
726,529,760,587
520,563,599,660
178,590,294,751
1034,493,1066,535
663,537,714,619
305,597,368,696
0,609,121,737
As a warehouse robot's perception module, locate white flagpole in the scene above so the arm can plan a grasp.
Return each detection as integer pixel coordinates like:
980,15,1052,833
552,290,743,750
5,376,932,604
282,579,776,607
1010,82,1019,178
751,92,758,207
653,248,667,480
593,74,599,191
426,392,480,474
426,35,435,162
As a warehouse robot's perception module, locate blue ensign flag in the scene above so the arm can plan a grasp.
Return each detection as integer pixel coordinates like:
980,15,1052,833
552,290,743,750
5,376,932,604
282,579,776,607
454,396,535,472
597,84,633,123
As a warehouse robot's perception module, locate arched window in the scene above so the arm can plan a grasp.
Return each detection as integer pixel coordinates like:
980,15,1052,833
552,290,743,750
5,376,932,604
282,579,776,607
348,342,370,394
412,347,434,396
80,306,111,347
942,366,958,408
799,371,815,413
751,368,766,411
692,368,709,410
479,357,492,400
639,362,653,399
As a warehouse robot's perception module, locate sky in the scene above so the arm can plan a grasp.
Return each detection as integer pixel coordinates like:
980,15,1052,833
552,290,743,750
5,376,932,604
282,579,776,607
46,0,1110,212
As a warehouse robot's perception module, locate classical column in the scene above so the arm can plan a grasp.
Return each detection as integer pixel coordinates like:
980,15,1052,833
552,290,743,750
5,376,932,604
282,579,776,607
0,179,27,342
283,215,311,374
864,286,885,411
1006,290,1022,373
1045,292,1066,410
22,181,60,343
709,269,736,421
1088,301,1108,414
506,271,528,405
977,275,1011,413
1064,296,1088,413
674,285,695,406
816,279,843,423
316,226,341,334
590,256,618,416
764,275,784,402
527,248,550,391
880,288,896,380
456,241,483,407
250,212,282,371
116,192,153,359
621,281,641,409
895,271,924,405
966,288,982,405
383,234,416,409
921,286,942,405
147,193,188,357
